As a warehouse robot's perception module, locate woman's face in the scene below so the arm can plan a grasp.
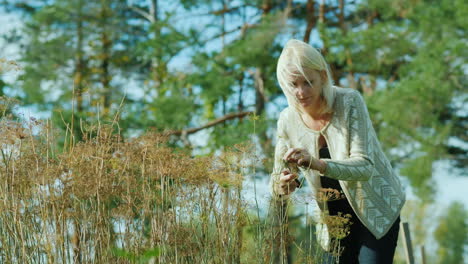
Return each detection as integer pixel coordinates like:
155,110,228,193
290,68,324,110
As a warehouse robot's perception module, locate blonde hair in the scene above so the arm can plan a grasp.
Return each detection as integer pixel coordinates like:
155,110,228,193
276,39,335,115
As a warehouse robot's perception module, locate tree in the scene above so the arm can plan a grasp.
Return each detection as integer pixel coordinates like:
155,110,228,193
3,0,466,199
3,0,143,144
361,0,467,200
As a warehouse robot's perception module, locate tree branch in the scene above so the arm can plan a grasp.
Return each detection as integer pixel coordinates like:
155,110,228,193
128,5,154,23
164,111,254,136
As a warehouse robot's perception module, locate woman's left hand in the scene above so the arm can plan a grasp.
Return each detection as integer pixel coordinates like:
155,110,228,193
283,148,327,173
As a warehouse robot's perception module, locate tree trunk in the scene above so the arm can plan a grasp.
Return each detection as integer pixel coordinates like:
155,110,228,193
74,1,85,114
254,68,266,115
100,0,112,115
303,0,316,43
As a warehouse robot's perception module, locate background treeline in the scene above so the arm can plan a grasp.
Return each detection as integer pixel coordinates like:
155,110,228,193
0,0,467,263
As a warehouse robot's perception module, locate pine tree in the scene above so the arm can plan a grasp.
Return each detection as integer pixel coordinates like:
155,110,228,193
3,0,142,143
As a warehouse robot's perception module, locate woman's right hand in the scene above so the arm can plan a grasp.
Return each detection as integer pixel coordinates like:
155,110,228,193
275,169,299,195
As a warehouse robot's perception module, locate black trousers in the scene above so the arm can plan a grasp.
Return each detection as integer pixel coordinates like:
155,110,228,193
323,216,401,264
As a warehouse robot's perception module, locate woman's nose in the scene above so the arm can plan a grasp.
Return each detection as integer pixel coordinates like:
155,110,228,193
295,86,306,98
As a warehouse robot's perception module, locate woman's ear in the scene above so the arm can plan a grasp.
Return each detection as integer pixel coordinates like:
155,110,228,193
320,70,328,82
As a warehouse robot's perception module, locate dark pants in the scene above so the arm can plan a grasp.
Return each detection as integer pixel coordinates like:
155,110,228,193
324,216,401,264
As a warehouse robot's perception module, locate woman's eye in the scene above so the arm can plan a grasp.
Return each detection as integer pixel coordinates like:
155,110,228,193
292,82,297,86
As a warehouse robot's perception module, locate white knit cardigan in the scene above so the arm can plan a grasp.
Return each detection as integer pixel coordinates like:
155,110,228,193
270,86,406,245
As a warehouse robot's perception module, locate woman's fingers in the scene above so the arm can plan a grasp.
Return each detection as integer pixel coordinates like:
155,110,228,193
276,171,299,195
298,158,311,167
283,148,299,161
283,148,309,163
280,173,297,183
278,178,299,195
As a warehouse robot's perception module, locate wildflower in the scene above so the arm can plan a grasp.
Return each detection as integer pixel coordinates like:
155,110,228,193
317,187,345,203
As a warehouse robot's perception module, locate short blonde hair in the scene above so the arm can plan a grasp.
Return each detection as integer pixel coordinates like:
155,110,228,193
276,39,335,115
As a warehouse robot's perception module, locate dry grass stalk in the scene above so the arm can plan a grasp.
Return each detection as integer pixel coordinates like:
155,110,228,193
0,98,352,263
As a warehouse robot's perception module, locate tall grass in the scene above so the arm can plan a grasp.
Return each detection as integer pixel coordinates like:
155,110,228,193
0,96,349,263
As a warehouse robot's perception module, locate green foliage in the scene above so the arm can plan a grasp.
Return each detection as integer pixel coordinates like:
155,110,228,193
209,115,257,149
112,247,160,263
347,0,467,196
190,51,237,119
400,155,435,201
5,0,144,139
434,201,468,264
153,93,198,130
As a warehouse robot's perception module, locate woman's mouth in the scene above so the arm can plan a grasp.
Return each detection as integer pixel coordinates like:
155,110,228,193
298,97,312,102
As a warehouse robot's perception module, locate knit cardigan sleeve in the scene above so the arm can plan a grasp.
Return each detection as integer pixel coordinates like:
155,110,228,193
269,111,291,201
320,91,377,181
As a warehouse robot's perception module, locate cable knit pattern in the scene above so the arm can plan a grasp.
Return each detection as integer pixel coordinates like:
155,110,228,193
270,86,406,242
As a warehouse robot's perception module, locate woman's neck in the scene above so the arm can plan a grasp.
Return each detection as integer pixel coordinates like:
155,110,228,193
302,99,329,120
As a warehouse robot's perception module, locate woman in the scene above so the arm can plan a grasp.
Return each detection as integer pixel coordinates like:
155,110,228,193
269,39,406,263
